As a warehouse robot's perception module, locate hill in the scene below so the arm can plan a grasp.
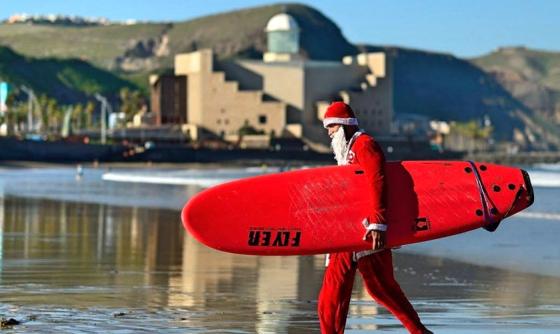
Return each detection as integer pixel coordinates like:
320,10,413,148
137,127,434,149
0,4,355,73
471,47,560,146
0,46,136,103
472,47,560,123
1,4,559,146
358,45,560,145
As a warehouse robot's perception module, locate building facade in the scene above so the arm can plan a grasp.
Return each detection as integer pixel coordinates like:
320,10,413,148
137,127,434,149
150,74,187,125
174,50,287,141
149,13,394,147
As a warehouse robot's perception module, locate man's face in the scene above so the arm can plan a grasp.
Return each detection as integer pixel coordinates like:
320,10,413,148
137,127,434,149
327,124,342,138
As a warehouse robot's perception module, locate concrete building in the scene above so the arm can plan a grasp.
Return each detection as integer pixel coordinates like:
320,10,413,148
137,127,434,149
150,74,187,125
174,50,287,143
150,13,393,148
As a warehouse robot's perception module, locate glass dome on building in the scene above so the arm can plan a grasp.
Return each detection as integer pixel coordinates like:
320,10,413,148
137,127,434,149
265,13,300,54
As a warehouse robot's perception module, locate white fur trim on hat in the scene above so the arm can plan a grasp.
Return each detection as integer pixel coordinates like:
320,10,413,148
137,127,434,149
323,117,358,128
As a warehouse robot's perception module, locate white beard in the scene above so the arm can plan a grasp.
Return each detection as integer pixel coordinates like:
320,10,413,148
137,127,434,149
330,127,348,166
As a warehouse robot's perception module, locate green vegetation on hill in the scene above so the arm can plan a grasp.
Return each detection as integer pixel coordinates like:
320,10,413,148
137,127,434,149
0,46,137,103
0,4,355,72
0,23,170,70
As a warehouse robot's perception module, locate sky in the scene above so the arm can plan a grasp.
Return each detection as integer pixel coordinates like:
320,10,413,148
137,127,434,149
2,0,559,58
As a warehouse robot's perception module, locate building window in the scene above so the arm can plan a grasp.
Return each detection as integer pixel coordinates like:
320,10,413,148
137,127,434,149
224,119,229,125
258,115,267,124
217,119,222,125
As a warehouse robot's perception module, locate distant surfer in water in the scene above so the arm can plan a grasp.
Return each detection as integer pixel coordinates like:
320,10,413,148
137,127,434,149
319,102,432,334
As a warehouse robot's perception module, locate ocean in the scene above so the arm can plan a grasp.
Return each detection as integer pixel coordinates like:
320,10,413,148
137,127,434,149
0,163,558,333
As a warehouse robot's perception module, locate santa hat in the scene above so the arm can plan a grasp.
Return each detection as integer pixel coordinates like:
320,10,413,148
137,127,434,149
323,102,359,128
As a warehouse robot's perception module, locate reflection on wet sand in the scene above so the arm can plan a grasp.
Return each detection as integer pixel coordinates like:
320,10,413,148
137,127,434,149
176,231,327,332
0,195,559,333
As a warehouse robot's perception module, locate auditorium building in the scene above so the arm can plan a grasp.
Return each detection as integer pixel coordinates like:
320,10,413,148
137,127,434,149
150,13,393,149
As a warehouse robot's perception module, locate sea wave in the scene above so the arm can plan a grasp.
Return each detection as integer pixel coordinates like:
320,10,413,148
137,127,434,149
101,166,560,189
103,173,234,188
516,211,560,221
526,170,560,188
102,167,280,188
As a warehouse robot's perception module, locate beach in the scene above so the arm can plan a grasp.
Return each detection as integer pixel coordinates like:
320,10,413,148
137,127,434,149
0,164,559,333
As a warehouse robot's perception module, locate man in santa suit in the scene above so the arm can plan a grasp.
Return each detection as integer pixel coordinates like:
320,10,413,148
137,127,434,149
318,102,432,334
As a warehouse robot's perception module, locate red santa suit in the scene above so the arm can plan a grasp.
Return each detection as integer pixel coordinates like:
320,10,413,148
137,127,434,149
318,102,428,334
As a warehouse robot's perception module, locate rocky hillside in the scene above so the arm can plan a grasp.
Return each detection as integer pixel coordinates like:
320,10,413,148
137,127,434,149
473,47,560,115
473,47,560,128
360,45,560,147
362,45,533,141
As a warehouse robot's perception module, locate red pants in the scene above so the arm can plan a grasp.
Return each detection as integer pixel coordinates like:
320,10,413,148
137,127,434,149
318,250,427,334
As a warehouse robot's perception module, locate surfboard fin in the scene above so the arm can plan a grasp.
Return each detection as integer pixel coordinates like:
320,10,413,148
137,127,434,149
483,222,500,232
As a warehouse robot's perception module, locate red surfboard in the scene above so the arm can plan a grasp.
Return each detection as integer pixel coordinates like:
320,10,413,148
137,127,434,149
182,161,534,256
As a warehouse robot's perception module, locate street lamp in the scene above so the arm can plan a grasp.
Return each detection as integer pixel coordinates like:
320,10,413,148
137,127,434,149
20,85,35,133
94,93,111,144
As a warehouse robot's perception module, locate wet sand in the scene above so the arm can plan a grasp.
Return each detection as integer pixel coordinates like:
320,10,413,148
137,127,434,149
0,166,559,333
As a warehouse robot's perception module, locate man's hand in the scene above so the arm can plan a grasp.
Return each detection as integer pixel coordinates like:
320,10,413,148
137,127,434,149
364,230,386,251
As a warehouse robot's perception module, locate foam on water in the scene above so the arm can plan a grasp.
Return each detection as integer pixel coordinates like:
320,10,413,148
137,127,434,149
526,164,560,188
102,167,279,188
526,170,560,187
100,164,560,189
517,211,560,220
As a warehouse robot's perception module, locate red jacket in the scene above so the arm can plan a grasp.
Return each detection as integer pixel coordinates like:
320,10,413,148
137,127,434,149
347,132,387,226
